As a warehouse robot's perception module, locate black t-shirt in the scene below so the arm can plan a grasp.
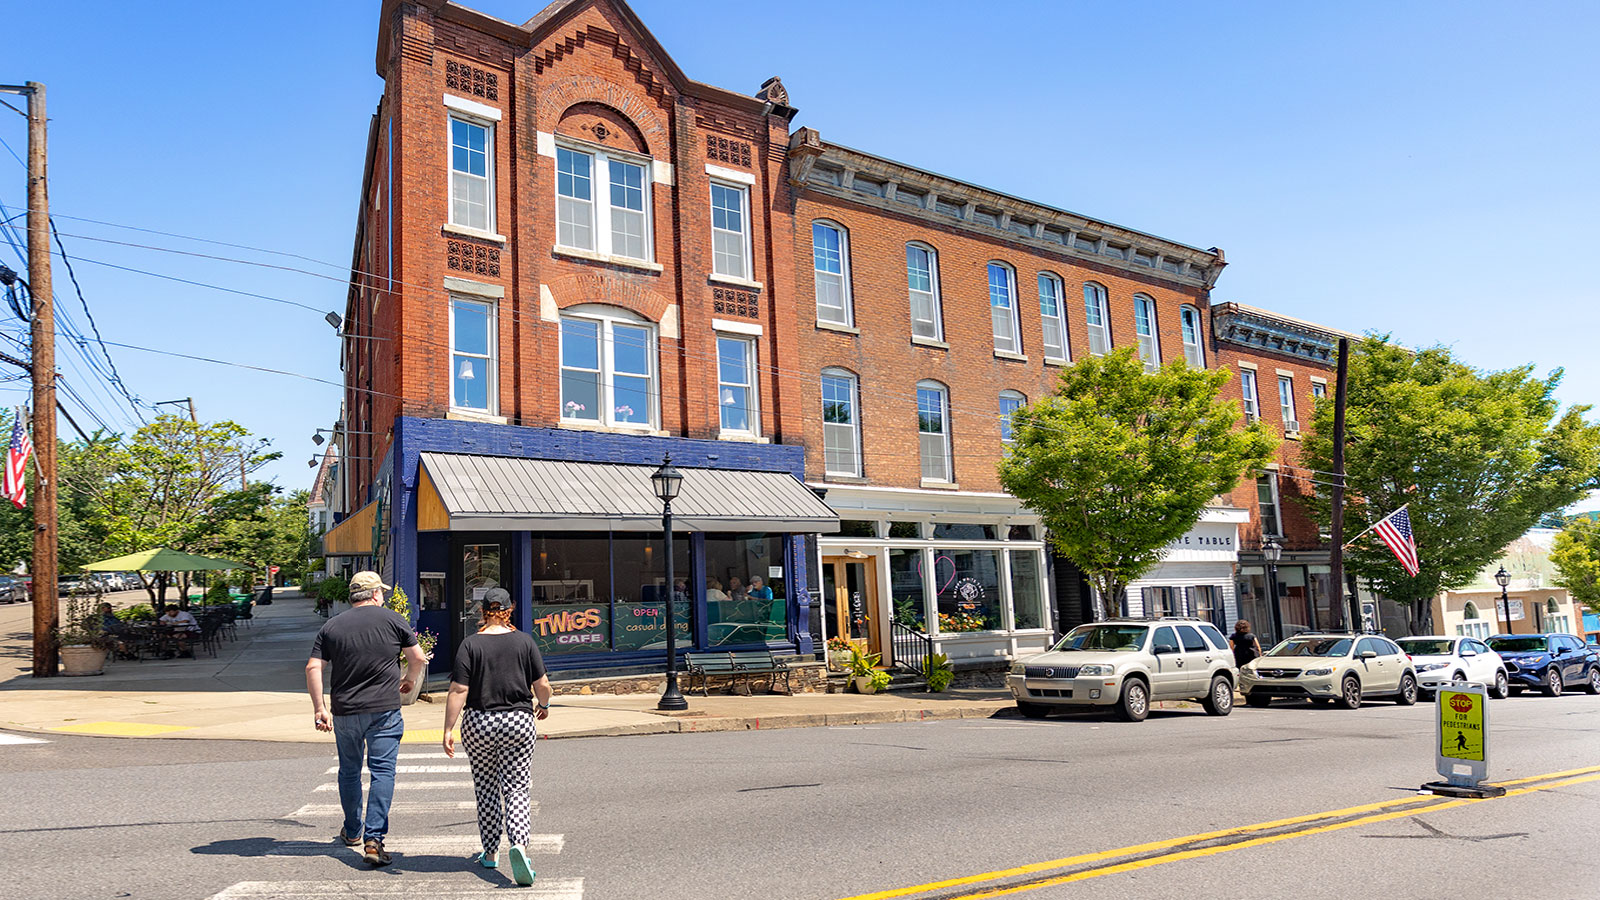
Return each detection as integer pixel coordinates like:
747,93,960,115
1231,632,1261,667
451,630,548,713
310,605,418,716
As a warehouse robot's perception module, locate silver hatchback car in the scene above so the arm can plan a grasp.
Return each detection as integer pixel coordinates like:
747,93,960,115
1008,618,1238,722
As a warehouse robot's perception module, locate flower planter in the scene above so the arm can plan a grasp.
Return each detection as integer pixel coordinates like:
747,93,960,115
59,645,107,677
400,664,427,706
852,675,878,695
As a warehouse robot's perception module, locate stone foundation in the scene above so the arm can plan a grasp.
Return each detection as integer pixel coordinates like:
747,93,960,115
549,661,830,695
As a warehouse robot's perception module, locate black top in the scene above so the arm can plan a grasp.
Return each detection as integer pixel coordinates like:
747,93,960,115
310,605,418,716
1231,632,1261,667
451,630,548,713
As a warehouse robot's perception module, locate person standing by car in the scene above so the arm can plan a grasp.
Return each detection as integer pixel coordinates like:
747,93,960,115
1231,620,1263,668
442,588,551,887
305,571,426,867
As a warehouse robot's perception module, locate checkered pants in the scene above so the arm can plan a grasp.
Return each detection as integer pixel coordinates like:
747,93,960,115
461,708,536,854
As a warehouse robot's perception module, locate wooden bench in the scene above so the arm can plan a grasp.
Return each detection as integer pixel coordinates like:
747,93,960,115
684,650,792,696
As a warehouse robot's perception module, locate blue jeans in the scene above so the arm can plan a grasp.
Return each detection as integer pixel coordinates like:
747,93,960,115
333,708,405,842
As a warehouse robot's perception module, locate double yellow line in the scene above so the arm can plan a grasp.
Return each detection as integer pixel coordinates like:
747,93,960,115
837,765,1600,900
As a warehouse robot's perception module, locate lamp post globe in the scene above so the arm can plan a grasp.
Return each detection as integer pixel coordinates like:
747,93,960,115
653,455,688,711
1495,566,1512,634
1262,539,1285,642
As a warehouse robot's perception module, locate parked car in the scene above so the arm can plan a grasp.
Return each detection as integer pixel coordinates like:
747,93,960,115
1007,617,1238,722
0,575,23,604
1240,633,1418,709
1396,636,1509,699
56,575,90,596
1486,633,1600,697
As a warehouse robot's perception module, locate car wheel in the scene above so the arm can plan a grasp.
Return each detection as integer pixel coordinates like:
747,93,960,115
1117,678,1150,722
1544,669,1563,697
1451,671,1467,685
1244,693,1273,708
1016,701,1051,719
1395,672,1418,706
1336,676,1363,709
1490,670,1510,699
1202,675,1234,716
1584,668,1600,696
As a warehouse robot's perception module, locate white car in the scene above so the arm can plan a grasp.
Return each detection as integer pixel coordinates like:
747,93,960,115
1395,636,1509,699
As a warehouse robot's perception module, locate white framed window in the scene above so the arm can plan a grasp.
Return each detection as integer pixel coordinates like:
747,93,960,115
717,335,757,435
1133,294,1161,372
813,221,851,325
559,311,656,429
449,117,493,232
989,262,1020,354
1241,369,1260,422
999,390,1026,444
555,144,652,261
1084,282,1111,355
821,368,861,477
1311,381,1327,400
451,296,495,411
907,242,941,340
917,381,952,482
712,181,751,279
1257,474,1282,537
1180,305,1205,367
1039,272,1068,361
1278,375,1298,432
1455,620,1491,639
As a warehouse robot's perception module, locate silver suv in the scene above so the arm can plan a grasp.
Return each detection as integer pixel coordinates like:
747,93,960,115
1007,618,1238,722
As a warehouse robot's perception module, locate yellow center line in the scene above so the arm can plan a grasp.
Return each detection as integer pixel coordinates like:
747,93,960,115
837,765,1600,900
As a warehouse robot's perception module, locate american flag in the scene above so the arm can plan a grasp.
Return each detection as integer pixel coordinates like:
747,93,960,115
5,407,31,510
1373,506,1419,576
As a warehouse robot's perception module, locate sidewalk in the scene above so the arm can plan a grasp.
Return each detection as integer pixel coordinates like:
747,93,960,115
0,590,1015,743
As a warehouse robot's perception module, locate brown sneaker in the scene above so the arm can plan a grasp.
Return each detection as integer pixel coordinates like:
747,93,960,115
337,828,362,847
363,839,392,866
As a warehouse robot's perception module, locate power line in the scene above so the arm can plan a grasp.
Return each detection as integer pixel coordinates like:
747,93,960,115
49,217,146,422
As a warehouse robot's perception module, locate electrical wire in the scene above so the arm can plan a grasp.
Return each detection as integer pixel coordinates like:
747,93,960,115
49,218,147,422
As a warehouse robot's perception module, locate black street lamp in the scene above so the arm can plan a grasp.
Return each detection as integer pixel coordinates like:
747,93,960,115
1263,538,1285,643
1494,566,1512,635
651,455,687,711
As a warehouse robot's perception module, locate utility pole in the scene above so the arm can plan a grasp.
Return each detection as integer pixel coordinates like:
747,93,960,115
1330,337,1356,633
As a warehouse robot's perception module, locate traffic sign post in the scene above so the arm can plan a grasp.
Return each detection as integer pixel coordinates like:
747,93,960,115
1422,682,1505,798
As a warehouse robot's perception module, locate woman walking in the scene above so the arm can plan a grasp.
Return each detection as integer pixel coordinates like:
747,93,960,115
443,588,552,886
1231,620,1264,668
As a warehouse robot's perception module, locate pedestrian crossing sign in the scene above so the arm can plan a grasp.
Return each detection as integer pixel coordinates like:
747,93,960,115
1435,683,1489,786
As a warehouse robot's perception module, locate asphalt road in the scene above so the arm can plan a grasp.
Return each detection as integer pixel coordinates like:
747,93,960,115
1,689,1596,900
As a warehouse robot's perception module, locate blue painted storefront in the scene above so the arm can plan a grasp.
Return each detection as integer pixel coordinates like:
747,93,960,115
374,416,818,674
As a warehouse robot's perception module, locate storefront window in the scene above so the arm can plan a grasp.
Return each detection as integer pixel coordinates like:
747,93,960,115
932,522,997,541
1236,566,1275,645
1279,566,1312,635
889,548,926,629
888,521,921,539
704,534,786,646
611,534,692,652
1309,565,1342,631
836,520,878,538
528,533,613,656
935,548,1002,633
1009,552,1044,629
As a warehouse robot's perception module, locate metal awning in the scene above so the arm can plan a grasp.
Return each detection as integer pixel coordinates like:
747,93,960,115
417,453,840,533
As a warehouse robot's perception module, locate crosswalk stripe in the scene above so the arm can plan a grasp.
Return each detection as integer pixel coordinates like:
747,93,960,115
290,800,494,816
210,878,584,899
323,764,470,774
397,751,465,759
264,834,564,856
313,781,474,791
0,731,48,745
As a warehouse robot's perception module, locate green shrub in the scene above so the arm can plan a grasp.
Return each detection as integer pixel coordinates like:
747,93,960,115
317,576,349,606
205,583,232,604
116,604,156,622
922,652,955,692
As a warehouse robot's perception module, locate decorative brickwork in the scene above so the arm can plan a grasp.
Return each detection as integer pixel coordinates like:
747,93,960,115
712,286,759,319
705,134,752,168
445,59,499,100
446,240,501,277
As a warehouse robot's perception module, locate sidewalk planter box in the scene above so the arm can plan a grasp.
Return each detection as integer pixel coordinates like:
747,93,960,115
59,646,107,677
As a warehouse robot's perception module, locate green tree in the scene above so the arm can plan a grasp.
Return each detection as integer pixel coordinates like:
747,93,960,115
998,349,1278,620
1301,337,1600,633
213,489,314,584
1551,517,1600,615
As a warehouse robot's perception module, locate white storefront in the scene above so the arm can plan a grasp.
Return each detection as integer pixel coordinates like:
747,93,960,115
1122,507,1248,625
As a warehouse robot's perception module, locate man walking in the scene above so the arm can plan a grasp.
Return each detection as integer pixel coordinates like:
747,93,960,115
305,571,426,867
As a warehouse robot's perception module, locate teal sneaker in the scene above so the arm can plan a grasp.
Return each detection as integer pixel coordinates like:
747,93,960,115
475,849,498,869
508,845,535,886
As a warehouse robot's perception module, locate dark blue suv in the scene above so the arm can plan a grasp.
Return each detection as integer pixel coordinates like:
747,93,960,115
1486,633,1600,697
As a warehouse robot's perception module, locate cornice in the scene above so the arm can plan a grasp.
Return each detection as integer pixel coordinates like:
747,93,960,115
1210,302,1351,365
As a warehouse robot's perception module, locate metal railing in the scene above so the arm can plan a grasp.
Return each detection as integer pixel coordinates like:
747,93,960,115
890,619,933,676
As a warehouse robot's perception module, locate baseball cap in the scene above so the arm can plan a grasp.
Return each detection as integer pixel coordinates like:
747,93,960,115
483,586,512,611
349,571,391,594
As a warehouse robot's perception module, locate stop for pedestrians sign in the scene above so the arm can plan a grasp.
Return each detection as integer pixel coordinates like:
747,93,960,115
1432,682,1493,792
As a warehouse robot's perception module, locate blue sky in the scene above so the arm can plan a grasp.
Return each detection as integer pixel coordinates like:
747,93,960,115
3,0,1596,494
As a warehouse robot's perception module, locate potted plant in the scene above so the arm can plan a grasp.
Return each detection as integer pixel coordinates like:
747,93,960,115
385,585,435,704
922,652,954,693
55,592,114,676
826,636,856,671
848,647,884,694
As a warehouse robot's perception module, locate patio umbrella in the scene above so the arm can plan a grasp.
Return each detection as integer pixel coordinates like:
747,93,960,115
80,548,248,572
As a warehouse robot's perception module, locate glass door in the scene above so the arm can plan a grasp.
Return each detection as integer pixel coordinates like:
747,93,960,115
456,540,506,653
822,556,880,660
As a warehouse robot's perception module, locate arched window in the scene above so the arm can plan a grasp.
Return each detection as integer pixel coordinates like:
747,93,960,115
906,243,942,340
1462,601,1480,620
1547,597,1561,613
916,380,952,482
1038,272,1068,361
812,221,852,326
1180,305,1205,367
1133,294,1160,371
999,390,1026,444
988,262,1020,354
1084,282,1111,355
820,368,861,476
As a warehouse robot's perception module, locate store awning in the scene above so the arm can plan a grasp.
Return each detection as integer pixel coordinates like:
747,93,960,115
322,499,377,556
417,453,839,534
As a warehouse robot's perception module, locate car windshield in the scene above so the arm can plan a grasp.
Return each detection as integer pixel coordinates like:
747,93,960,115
1054,625,1148,652
1267,637,1352,658
1488,636,1549,653
1398,639,1455,656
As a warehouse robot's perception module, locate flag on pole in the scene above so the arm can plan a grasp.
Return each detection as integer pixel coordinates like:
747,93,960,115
5,407,32,509
1373,505,1419,576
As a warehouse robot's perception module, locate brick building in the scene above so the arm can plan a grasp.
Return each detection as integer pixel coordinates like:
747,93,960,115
324,0,1363,677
